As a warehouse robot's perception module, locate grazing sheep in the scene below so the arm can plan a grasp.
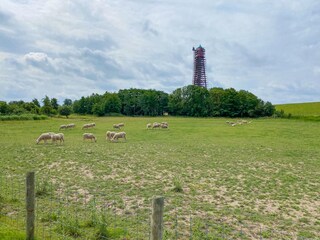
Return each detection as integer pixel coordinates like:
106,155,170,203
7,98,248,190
226,121,236,126
117,123,125,127
152,122,161,129
83,133,97,142
111,132,126,142
106,131,116,141
66,123,75,129
227,120,252,126
59,125,67,130
146,123,152,129
160,123,168,129
239,120,251,124
113,124,121,130
82,123,95,130
51,133,64,144
36,132,55,144
161,122,168,126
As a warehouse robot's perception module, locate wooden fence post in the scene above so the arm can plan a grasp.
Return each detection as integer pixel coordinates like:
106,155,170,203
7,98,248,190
26,172,35,240
151,196,164,240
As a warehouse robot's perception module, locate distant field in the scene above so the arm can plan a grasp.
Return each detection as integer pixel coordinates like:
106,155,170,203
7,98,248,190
275,102,320,116
0,116,319,239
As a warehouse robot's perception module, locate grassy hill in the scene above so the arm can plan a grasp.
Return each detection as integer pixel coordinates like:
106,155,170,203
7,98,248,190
275,102,320,116
0,117,320,239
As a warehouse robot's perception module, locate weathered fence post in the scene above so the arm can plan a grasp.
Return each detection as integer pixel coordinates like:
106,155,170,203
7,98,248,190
26,172,35,240
151,196,164,240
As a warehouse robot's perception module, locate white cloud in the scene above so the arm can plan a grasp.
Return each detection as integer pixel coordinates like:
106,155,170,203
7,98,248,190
24,52,48,63
0,0,320,104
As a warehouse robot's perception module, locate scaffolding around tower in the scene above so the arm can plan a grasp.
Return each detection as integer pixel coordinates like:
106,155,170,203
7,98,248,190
192,45,207,88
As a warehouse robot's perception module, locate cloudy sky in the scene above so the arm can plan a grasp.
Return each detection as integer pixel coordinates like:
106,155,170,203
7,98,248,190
1,0,320,104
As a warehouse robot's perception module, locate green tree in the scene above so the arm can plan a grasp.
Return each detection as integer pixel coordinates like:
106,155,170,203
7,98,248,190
8,101,26,115
23,102,40,114
92,103,104,116
87,94,103,114
169,85,209,117
73,97,87,114
118,89,143,116
73,94,102,115
51,98,59,110
184,85,209,117
41,96,53,115
208,87,225,116
58,105,73,118
263,101,275,116
63,99,73,106
238,90,260,117
103,93,121,114
32,98,41,108
0,101,8,115
168,88,183,115
220,88,240,117
140,90,168,116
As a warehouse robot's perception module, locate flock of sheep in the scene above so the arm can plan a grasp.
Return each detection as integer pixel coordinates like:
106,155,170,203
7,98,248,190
35,121,169,145
35,119,252,144
146,122,169,129
226,119,252,126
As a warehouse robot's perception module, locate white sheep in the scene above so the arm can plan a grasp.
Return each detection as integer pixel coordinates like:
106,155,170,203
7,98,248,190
36,132,55,144
152,122,161,129
113,124,121,130
106,131,117,141
160,123,168,129
82,123,95,130
117,123,125,127
51,133,64,144
83,133,97,142
111,132,126,142
66,123,75,129
146,123,152,129
59,125,67,130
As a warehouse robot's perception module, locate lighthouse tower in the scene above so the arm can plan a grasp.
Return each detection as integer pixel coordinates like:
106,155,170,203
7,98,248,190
192,45,207,88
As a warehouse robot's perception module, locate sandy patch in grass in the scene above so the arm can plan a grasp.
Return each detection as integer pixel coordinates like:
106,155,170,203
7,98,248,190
47,162,61,169
254,199,280,214
77,188,93,203
300,198,320,217
80,167,94,180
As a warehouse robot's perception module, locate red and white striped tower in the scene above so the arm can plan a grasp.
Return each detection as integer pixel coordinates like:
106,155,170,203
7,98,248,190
192,45,207,88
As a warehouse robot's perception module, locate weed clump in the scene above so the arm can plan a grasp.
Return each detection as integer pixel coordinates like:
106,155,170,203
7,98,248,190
36,180,51,197
172,176,183,193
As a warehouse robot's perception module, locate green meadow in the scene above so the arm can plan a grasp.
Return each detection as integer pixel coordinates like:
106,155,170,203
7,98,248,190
275,102,320,116
0,116,319,239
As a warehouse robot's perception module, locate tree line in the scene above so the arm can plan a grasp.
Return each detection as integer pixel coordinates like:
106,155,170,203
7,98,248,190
0,85,275,118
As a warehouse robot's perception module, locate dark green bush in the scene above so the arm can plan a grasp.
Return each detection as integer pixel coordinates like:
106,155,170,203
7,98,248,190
0,114,48,121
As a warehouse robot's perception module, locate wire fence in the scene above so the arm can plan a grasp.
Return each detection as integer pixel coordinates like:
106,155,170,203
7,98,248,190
0,172,316,240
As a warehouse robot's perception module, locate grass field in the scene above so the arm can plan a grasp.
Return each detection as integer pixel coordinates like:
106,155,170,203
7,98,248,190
0,116,319,239
275,102,320,116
